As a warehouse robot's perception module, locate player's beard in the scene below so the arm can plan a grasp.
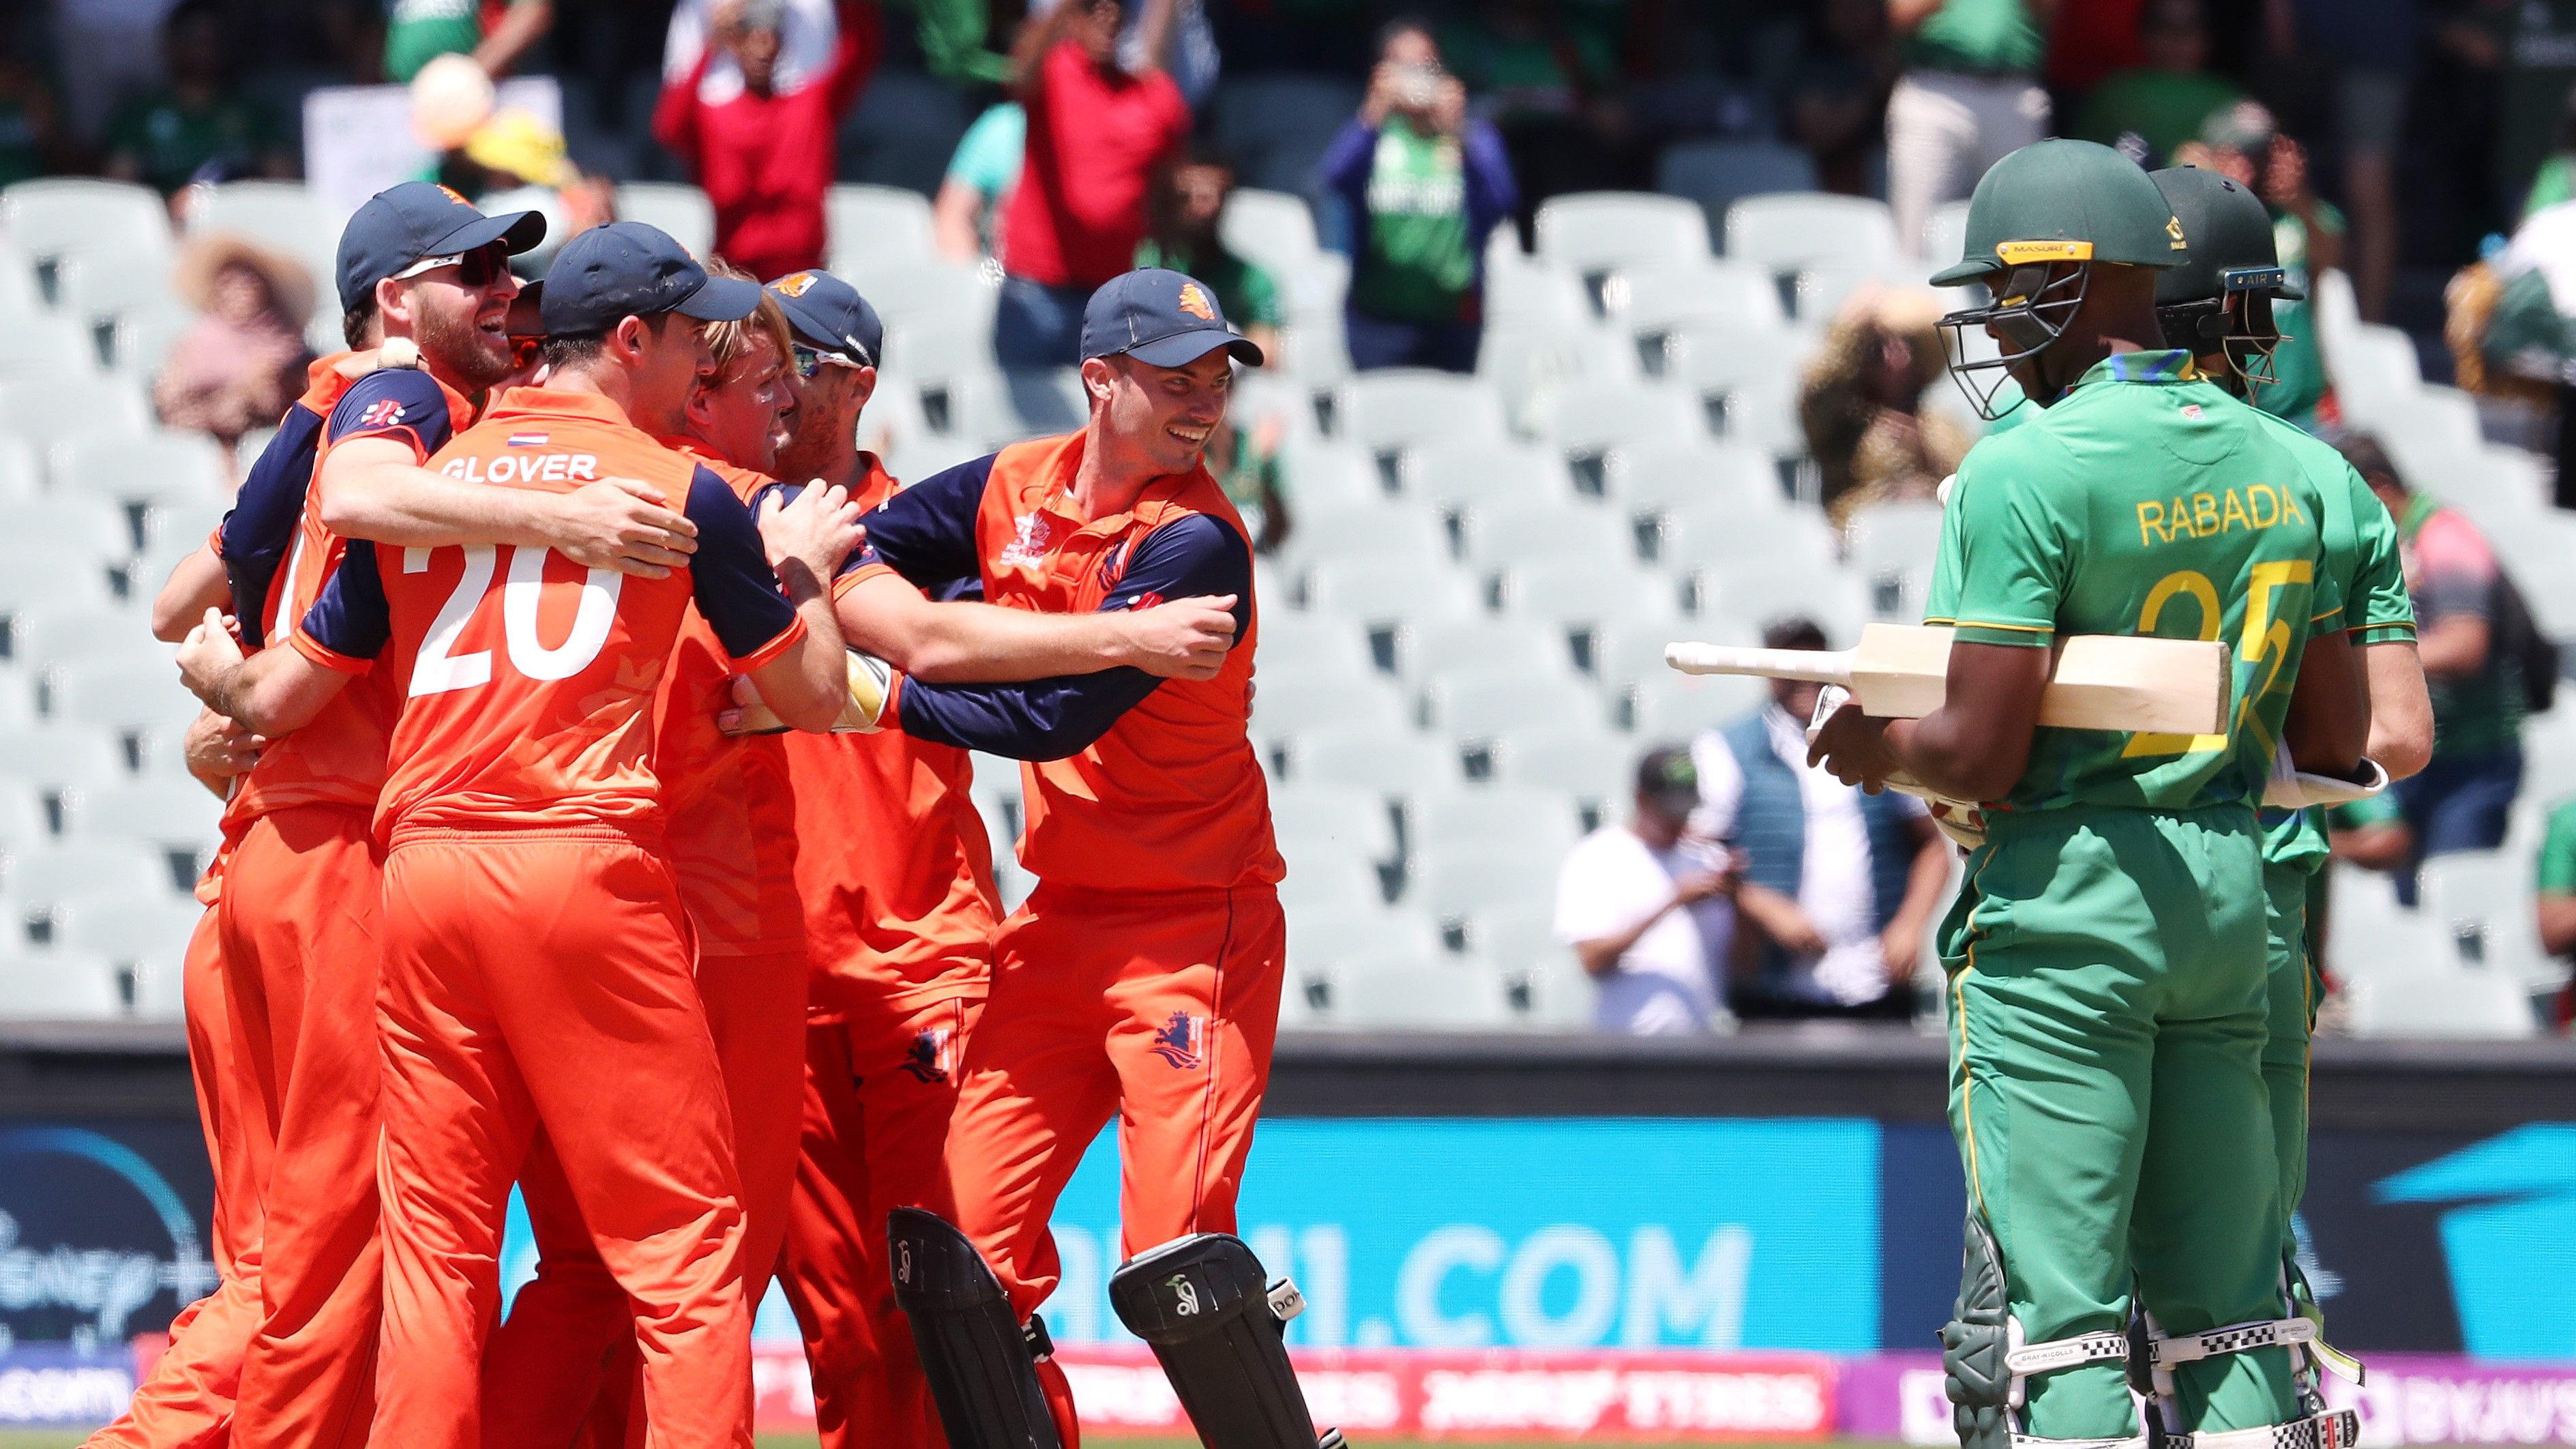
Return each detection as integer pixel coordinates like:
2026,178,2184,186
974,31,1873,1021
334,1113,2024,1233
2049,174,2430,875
415,298,517,392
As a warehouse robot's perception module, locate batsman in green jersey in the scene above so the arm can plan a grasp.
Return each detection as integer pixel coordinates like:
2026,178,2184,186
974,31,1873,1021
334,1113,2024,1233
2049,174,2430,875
1813,140,2371,1449
2146,162,2431,1409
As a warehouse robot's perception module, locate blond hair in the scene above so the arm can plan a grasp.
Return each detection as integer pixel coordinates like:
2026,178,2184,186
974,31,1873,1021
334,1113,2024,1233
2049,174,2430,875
700,260,794,379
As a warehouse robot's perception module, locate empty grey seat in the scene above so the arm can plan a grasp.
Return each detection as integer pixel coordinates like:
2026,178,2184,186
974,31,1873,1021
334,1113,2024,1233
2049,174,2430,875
1629,671,1766,739
1334,370,1509,455
1425,669,1610,742
2345,967,2538,1039
1460,499,1634,572
1269,783,1400,864
0,779,45,847
1299,556,1482,626
1218,189,1323,277
1698,557,1869,643
0,436,38,503
1249,665,1411,740
1495,559,1681,631
45,660,201,753
614,183,715,257
141,498,228,569
7,840,175,907
1406,439,1577,512
0,312,100,381
1286,905,1446,1018
1725,193,1904,275
56,894,201,1018
1537,193,1713,278
1418,787,1585,862
1609,260,1791,347
2418,851,2559,988
18,604,164,671
841,259,996,336
1277,437,1385,514
52,431,235,506
1334,950,1515,1029
1414,841,1566,926
1273,847,1387,916
1398,616,1580,684
1657,141,1822,239
1487,728,1633,819
1,179,173,269
0,724,127,793
952,368,1086,445
1846,499,1948,621
1921,200,1972,268
1255,611,1376,679
1529,380,1705,458
1283,500,1451,574
0,950,125,1019
0,378,153,456
63,776,221,852
827,184,937,271
188,181,341,285
1285,725,1463,797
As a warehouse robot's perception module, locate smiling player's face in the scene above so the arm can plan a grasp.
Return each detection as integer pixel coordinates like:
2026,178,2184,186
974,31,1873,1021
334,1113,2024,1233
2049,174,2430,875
1096,351,1233,475
687,332,792,474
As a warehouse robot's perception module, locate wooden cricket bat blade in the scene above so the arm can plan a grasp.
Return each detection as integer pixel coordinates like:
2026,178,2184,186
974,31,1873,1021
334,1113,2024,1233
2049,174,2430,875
1668,624,2229,735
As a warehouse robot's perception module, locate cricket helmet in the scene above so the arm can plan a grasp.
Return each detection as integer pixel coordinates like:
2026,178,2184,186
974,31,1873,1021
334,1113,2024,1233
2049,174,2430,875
2150,164,2299,394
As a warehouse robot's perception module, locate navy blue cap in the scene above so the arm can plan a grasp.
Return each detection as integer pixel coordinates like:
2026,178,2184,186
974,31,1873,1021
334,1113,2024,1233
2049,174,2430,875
1080,267,1264,368
764,269,884,367
335,181,544,312
535,221,762,336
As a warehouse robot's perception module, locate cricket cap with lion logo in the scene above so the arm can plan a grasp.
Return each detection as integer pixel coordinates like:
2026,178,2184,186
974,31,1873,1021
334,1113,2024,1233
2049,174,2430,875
1080,266,1264,368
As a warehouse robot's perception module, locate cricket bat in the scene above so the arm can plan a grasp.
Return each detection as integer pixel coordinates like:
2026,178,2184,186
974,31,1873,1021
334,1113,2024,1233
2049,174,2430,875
1665,622,2230,735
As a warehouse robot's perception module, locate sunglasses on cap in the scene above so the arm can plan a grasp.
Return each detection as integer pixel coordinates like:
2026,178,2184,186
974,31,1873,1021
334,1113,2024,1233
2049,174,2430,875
790,342,866,379
390,242,512,288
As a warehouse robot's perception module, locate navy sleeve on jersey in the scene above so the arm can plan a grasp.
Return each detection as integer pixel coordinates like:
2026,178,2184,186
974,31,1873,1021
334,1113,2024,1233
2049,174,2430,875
895,513,1254,759
323,368,455,455
838,453,993,592
296,539,392,662
220,403,325,647
684,466,803,661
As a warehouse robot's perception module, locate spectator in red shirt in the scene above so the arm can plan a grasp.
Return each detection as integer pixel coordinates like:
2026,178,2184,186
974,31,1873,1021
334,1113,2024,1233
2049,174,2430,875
654,0,882,284
994,0,1191,367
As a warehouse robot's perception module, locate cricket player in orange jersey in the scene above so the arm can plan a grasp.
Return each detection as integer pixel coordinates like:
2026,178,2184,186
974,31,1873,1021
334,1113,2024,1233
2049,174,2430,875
175,220,866,1449
750,269,1245,1448
833,269,1333,1448
479,272,816,1449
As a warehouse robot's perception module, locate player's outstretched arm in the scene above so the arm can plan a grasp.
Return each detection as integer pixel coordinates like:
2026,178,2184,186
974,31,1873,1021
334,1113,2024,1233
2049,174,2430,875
835,570,1236,684
176,609,353,738
2283,628,2368,777
1813,642,2049,803
153,545,231,643
741,481,871,733
2360,639,2432,780
315,435,700,579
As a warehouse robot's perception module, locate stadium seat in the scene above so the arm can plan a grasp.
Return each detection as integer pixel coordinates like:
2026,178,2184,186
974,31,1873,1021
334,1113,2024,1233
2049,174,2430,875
880,326,997,400
1255,610,1375,679
1487,727,1635,820
615,183,715,256
1333,369,1510,456
1459,498,1634,573
45,660,200,750
2328,323,2423,414
51,432,228,505
2418,851,2560,988
7,840,178,910
1495,559,1682,633
951,368,1086,446
1659,325,1807,455
140,499,227,575
1284,725,1464,797
1846,499,1946,621
55,894,199,1016
1921,200,1972,267
2324,866,2445,980
1600,611,1750,693
2345,967,2538,1038
1535,193,1714,280
1414,841,1565,926
1607,439,1786,519
1608,260,1792,353
1403,439,1577,514
18,605,164,671
826,184,938,271
1288,906,1446,1017
1512,943,1597,1029
1273,847,1387,917
1219,189,1324,277
0,312,100,381
1629,671,1765,740
6,495,140,559
1527,379,1706,463
1418,787,1584,863
1284,498,1451,574
0,237,40,318
1655,141,1821,241
0,179,173,273
1791,259,1895,327
0,378,153,458
1724,192,1904,276
1299,555,1482,626
0,950,124,1019
1269,783,1400,864
1332,950,1515,1029
840,257,996,338
0,436,38,503
1424,669,1610,742
188,181,342,285
1481,233,1598,333
1396,616,1580,684
1697,557,1869,643
63,776,221,855
1249,664,1412,740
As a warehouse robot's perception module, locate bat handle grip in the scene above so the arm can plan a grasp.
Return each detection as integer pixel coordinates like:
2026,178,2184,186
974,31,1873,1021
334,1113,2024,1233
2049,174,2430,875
1663,643,1856,686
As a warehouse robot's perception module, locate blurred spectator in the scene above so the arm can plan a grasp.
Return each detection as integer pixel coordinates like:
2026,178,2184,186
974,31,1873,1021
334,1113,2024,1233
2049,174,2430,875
2073,0,2241,166
1884,0,2050,263
1554,746,1743,1036
2327,793,2413,873
1798,284,1968,529
2496,0,2576,226
993,0,1188,367
385,0,554,82
2344,435,2528,903
2279,0,2410,323
934,100,1024,263
655,0,883,286
102,1,289,197
1030,0,1222,106
1135,145,1281,360
456,110,614,278
1440,0,1633,216
2042,0,2144,97
1781,0,1897,199
2450,194,2576,501
670,0,1007,89
155,234,314,460
2536,797,2576,1028
1319,20,1517,375
2178,102,2339,430
1206,404,1290,555
0,48,61,188
1691,617,1951,1022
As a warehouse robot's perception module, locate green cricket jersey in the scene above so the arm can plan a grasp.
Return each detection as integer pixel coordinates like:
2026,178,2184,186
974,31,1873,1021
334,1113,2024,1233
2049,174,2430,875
2255,414,2417,876
1921,349,2340,814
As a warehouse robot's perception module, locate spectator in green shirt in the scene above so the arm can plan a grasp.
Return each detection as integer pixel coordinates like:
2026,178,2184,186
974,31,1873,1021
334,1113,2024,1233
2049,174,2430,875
933,100,1024,263
1134,145,1281,362
2075,0,2242,166
2178,102,2344,429
1884,0,2052,263
102,1,289,196
385,0,554,83
2535,797,2576,1027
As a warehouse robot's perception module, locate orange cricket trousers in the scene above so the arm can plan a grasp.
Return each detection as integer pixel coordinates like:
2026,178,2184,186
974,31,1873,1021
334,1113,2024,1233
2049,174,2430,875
945,883,1286,1444
218,806,385,1449
777,994,981,1449
372,829,752,1449
87,907,267,1449
480,946,809,1449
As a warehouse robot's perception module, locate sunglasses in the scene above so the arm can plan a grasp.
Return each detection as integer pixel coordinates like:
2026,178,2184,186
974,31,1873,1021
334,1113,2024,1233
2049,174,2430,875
790,342,867,379
391,243,512,288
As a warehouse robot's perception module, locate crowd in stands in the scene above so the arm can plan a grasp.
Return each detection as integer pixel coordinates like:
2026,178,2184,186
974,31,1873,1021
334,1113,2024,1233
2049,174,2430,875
3,0,2576,1035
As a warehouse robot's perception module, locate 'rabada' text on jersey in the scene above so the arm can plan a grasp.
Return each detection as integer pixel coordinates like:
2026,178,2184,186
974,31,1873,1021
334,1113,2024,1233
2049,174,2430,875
2136,484,2309,548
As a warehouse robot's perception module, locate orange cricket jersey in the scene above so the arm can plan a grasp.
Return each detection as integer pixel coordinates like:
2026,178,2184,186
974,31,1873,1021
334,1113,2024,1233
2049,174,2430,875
647,437,807,956
222,358,473,830
288,387,807,844
784,454,998,1012
848,433,1282,894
